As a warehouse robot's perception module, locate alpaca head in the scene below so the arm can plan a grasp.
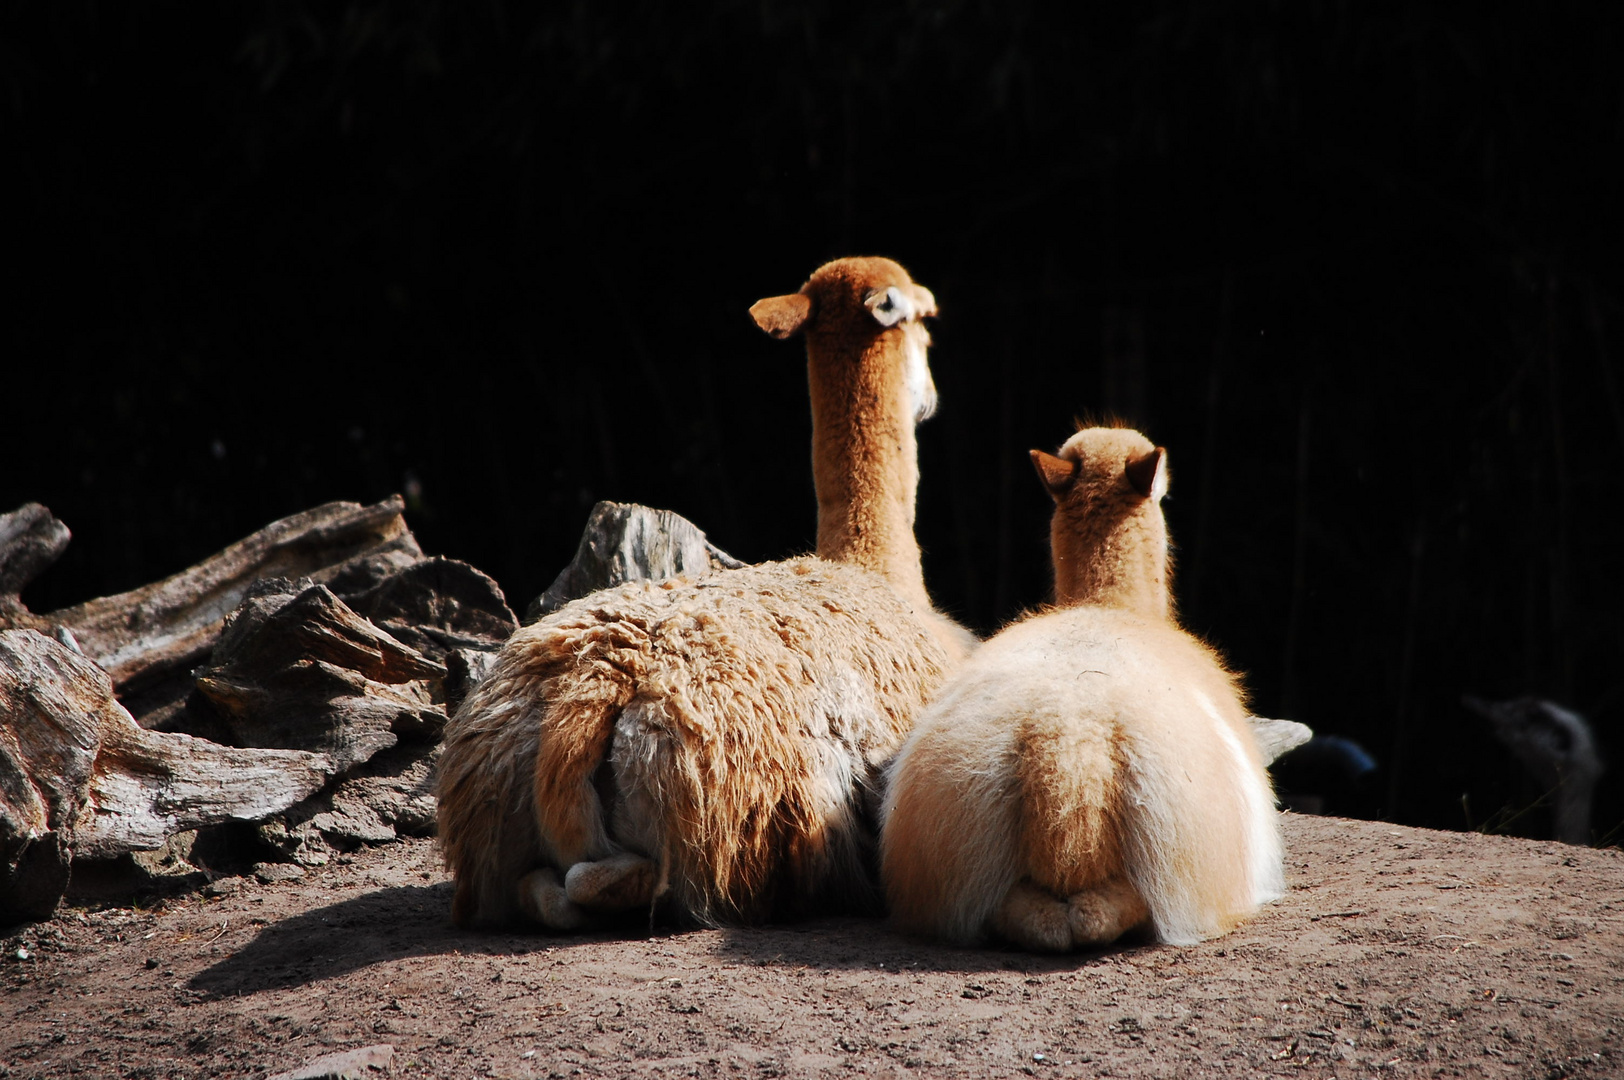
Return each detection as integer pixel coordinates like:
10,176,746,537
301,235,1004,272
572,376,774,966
1031,426,1172,613
749,256,939,422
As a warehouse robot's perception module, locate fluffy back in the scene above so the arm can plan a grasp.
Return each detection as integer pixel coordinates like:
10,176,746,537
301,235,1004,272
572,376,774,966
882,426,1283,949
440,556,956,926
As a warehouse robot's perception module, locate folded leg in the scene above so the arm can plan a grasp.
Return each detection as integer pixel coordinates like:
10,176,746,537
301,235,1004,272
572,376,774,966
564,852,660,911
517,868,595,930
992,875,1149,952
1065,875,1149,946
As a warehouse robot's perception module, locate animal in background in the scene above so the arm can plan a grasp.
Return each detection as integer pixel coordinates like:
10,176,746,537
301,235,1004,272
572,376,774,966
1463,695,1604,845
1271,734,1380,819
881,426,1284,951
436,256,975,930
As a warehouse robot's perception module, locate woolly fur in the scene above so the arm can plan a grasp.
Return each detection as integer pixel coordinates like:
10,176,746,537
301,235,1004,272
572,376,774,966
436,257,972,928
881,427,1284,951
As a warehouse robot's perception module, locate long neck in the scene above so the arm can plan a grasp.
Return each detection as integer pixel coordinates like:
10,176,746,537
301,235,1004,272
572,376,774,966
1052,510,1172,620
806,326,931,611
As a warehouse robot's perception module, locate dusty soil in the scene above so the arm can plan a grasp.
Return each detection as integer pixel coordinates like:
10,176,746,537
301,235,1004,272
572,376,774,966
3,814,1619,1080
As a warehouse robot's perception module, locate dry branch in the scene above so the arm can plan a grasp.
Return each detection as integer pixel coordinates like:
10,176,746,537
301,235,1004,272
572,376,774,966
42,497,423,691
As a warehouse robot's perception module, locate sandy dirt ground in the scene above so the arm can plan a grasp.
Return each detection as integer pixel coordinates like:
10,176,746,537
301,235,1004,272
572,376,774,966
3,814,1619,1079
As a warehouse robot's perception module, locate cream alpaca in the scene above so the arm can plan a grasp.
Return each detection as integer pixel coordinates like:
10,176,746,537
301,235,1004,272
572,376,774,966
880,427,1283,951
436,257,975,929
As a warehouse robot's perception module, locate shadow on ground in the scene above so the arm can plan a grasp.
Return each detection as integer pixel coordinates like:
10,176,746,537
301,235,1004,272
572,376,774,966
189,880,1137,997
707,917,1142,977
188,882,570,997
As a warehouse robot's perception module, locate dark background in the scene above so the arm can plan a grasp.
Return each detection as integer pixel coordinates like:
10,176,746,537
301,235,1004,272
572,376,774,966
5,2,1621,843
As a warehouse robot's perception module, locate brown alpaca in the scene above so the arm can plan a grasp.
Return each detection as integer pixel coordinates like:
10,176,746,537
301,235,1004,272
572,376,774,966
880,427,1283,951
436,257,974,929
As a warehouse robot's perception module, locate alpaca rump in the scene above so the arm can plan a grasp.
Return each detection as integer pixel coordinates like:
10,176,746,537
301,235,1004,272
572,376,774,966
436,256,973,929
881,427,1283,951
436,559,953,927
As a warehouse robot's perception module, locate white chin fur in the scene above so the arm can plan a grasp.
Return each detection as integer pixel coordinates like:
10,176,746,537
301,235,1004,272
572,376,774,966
901,321,938,422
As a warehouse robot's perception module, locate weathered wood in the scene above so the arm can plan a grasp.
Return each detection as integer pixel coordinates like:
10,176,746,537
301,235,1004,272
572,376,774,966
44,497,424,692
257,744,439,866
347,555,517,647
72,707,334,861
0,505,72,636
0,504,71,603
1,629,103,921
526,500,744,621
345,556,516,714
2,629,332,921
194,580,447,774
1251,715,1314,765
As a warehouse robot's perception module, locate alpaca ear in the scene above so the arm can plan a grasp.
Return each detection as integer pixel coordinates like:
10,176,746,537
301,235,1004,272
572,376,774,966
1125,446,1168,499
750,293,813,339
1031,449,1079,501
865,286,914,327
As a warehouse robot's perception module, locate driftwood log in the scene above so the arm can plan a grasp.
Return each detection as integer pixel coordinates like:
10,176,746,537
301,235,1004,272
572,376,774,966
195,580,448,773
0,504,72,621
40,497,423,693
526,500,744,621
0,497,526,918
1,629,330,922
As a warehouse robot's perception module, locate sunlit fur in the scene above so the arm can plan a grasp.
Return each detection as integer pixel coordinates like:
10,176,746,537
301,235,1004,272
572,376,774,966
881,427,1283,951
436,257,974,928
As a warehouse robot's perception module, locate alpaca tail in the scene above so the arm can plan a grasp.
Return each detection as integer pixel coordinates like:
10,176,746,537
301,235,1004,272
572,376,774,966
1118,707,1284,945
436,621,635,927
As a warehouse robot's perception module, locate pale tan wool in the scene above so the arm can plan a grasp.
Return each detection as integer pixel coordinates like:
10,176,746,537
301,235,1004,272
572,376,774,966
436,257,974,928
881,427,1283,952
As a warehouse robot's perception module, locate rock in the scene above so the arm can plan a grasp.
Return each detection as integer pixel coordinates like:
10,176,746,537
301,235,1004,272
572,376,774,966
252,862,307,885
203,876,243,898
526,500,743,621
267,1043,394,1080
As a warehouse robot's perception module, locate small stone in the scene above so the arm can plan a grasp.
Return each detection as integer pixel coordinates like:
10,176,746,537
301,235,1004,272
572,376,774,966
203,876,244,898
144,957,159,969
266,1043,395,1080
252,862,307,885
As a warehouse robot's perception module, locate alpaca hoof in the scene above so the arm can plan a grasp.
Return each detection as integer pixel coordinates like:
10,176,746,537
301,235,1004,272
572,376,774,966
518,868,593,930
564,853,658,911
992,880,1073,953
